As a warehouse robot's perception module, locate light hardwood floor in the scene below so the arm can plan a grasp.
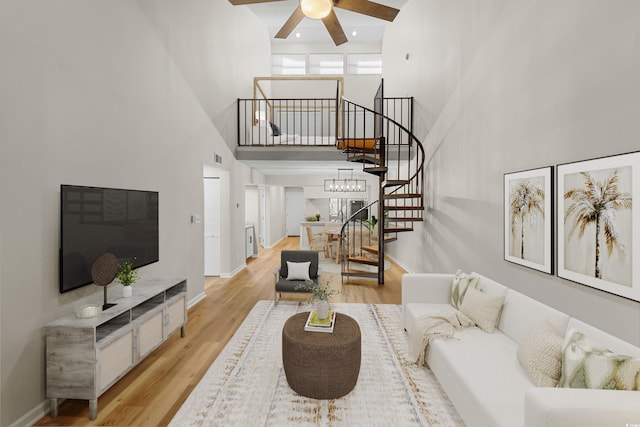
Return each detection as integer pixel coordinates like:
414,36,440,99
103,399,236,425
35,237,405,426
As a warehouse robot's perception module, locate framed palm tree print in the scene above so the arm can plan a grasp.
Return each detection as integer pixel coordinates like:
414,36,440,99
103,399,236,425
557,151,639,302
504,166,553,274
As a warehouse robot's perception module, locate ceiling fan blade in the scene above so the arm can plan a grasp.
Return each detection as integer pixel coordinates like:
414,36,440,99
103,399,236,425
334,0,400,22
275,5,305,39
228,0,285,5
322,10,348,46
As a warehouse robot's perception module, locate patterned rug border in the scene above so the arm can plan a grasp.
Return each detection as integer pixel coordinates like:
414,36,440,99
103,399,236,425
169,301,464,427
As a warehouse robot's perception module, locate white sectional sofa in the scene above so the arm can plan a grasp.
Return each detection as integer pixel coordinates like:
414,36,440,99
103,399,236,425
402,272,640,427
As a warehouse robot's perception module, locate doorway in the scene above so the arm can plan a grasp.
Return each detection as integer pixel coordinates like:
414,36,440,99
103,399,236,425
204,177,221,276
285,189,304,236
259,187,266,247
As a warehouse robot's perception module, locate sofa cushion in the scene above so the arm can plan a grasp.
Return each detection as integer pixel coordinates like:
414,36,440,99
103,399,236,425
460,286,505,333
558,328,640,391
517,319,564,387
498,289,570,344
428,328,531,427
565,318,640,358
450,270,479,309
472,272,509,296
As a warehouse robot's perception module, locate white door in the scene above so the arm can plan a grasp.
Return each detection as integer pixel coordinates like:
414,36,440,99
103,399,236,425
285,190,305,236
204,177,221,276
259,188,266,247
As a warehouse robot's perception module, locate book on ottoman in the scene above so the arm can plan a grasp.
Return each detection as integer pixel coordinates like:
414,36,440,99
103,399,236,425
304,310,336,333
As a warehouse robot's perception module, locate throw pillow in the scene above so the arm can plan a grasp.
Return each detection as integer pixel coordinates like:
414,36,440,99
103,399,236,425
286,261,311,281
459,286,505,333
517,319,564,387
557,329,640,391
269,121,281,136
450,270,479,309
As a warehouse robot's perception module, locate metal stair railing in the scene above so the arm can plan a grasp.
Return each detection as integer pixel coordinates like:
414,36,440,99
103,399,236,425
338,200,380,279
337,94,426,284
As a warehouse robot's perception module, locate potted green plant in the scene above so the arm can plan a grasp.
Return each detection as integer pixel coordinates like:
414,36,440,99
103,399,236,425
361,215,377,231
116,260,138,297
295,279,342,319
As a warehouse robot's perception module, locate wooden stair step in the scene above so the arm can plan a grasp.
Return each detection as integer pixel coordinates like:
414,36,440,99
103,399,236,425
361,245,379,254
341,269,378,279
385,193,423,199
363,166,388,175
383,236,398,243
384,226,414,233
384,193,422,199
347,256,379,266
347,153,381,165
383,180,409,188
384,205,425,210
342,147,380,155
336,138,378,150
386,217,424,222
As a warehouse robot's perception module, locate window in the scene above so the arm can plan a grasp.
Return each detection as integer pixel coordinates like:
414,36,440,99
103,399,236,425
271,53,383,75
346,53,382,75
308,54,344,75
271,54,306,75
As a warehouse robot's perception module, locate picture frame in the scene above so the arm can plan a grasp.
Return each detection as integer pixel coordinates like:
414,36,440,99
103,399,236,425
504,166,553,274
557,151,640,302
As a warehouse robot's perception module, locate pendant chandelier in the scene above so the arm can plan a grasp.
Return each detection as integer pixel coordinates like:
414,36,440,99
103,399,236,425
324,168,366,192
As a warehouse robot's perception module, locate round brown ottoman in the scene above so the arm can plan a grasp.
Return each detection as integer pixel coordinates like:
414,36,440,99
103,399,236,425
282,312,361,399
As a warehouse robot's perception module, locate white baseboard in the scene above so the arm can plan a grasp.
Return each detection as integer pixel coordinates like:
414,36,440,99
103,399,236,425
386,252,414,274
9,398,49,427
262,235,286,249
220,263,246,278
188,291,206,309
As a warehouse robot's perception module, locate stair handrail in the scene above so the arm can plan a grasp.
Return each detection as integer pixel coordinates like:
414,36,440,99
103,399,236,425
339,199,378,237
340,97,425,193
338,200,379,273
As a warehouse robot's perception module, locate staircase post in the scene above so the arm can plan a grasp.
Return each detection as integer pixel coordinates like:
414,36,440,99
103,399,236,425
377,136,386,285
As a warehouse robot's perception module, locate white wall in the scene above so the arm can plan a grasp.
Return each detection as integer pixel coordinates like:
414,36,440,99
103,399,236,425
383,0,640,345
245,186,260,228
265,186,287,247
0,0,270,425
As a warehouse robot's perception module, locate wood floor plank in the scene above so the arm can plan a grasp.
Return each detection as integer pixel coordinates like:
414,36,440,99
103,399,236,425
34,237,405,426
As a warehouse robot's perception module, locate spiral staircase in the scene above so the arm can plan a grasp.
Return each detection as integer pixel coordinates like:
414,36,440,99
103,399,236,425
336,81,425,285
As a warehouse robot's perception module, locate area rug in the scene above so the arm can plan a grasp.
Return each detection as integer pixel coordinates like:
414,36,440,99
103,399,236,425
169,301,464,426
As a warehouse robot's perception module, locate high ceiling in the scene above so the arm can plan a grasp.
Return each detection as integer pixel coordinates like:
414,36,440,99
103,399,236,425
234,0,409,176
245,0,408,45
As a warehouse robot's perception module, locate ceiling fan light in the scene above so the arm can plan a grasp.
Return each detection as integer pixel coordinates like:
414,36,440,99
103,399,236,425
300,0,332,20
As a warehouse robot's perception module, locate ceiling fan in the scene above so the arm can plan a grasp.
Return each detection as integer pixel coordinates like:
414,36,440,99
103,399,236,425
228,0,400,46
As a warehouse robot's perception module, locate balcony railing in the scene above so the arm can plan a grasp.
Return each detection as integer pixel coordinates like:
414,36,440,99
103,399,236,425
237,96,413,148
237,98,338,147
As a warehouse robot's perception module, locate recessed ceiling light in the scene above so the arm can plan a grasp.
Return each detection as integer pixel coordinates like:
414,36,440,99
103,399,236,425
352,30,358,37
296,32,301,38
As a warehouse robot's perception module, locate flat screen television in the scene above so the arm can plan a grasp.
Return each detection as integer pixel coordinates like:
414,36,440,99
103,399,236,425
60,185,159,293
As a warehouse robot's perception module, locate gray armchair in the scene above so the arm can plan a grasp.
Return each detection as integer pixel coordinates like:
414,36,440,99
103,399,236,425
274,250,319,303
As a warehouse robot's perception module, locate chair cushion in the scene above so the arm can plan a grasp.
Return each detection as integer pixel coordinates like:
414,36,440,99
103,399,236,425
276,277,318,293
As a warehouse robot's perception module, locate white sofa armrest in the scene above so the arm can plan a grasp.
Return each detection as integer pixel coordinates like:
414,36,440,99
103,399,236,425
525,388,640,427
401,273,453,306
